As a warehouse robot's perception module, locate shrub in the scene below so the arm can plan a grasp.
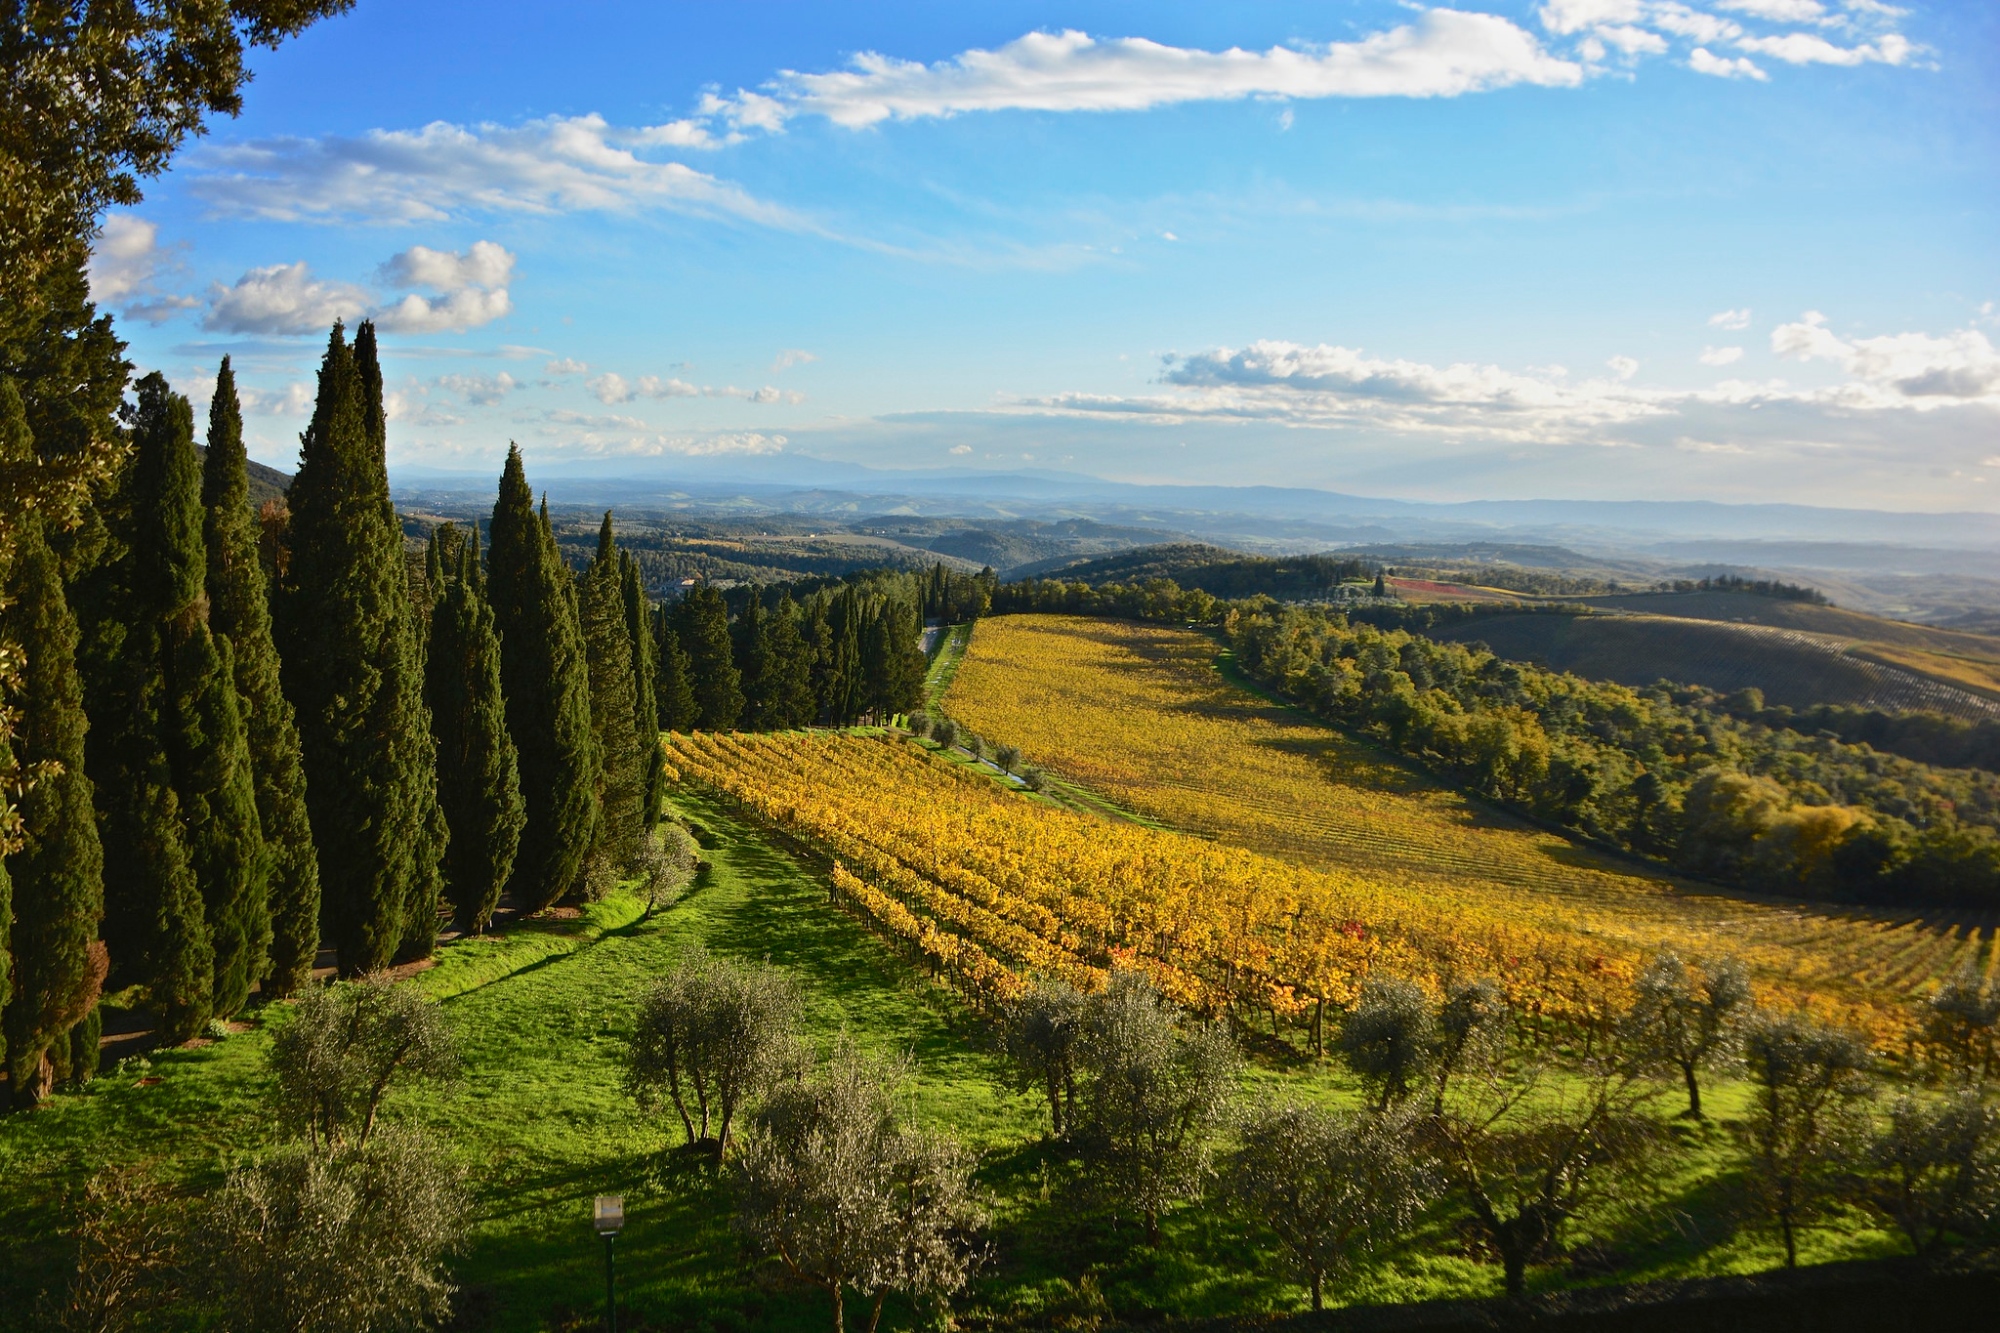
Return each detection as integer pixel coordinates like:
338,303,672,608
627,945,802,1156
639,822,701,918
1228,1104,1437,1311
270,976,459,1153
202,1127,467,1333
1865,1091,2000,1255
734,1040,985,1333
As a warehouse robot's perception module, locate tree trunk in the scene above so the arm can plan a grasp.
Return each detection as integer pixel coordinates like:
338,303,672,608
1781,1209,1797,1268
867,1291,888,1333
1681,1059,1703,1120
1310,1270,1324,1311
1502,1246,1528,1299
831,1283,845,1333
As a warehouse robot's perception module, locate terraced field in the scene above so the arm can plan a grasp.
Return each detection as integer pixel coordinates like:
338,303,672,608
940,614,1999,1031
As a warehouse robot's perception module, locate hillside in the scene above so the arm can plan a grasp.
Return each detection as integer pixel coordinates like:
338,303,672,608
1017,542,1372,597
940,615,1982,1031
1434,607,2000,720
194,446,290,509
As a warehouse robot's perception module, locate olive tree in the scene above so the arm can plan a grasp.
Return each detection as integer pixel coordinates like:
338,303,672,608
994,743,1022,775
627,945,802,1156
1740,1011,1874,1268
269,975,459,1153
202,1127,467,1333
1429,977,1509,1116
734,1041,985,1333
1076,970,1239,1244
1923,964,2000,1083
1336,977,1437,1111
1621,952,1752,1119
930,718,958,750
1865,1091,2000,1256
1227,1104,1437,1311
638,822,700,919
1001,978,1090,1139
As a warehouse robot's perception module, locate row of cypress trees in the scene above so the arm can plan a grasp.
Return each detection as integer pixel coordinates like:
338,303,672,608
1,319,671,1105
656,581,927,733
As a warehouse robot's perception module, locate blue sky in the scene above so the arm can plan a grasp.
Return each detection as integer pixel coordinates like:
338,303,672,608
89,0,2000,509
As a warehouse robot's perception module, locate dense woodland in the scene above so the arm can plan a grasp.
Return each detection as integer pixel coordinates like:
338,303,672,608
993,576,2000,909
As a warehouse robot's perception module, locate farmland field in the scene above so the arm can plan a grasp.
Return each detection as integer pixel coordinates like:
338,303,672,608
937,614,1999,1033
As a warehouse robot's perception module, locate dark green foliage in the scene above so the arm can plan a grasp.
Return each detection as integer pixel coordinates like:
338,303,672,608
486,447,600,911
203,357,320,996
861,595,925,721
277,325,444,972
622,551,666,831
756,594,816,729
676,585,743,730
127,378,269,1018
583,514,645,869
1,507,106,1104
732,591,768,724
810,590,861,724
424,524,524,933
270,975,460,1152
654,606,698,732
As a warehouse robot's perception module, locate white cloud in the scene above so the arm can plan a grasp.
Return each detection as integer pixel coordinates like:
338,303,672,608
949,444,973,455
545,357,589,374
189,114,802,229
435,372,521,406
587,371,800,405
705,11,1581,134
204,261,371,335
540,411,790,458
1607,355,1640,380
1736,31,1912,64
1772,311,2000,400
1709,307,1753,330
240,381,315,417
374,286,513,334
1715,0,1825,20
1689,47,1768,79
770,348,818,373
1700,345,1745,366
379,239,515,291
383,391,465,428
86,214,161,304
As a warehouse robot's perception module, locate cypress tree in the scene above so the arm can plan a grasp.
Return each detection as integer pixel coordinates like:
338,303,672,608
816,588,864,724
128,380,269,1019
861,596,926,721
425,524,523,933
759,593,816,729
277,326,445,973
203,357,320,996
654,607,698,732
487,447,600,911
1,502,106,1104
582,514,645,867
733,590,769,727
677,585,743,729
621,551,665,832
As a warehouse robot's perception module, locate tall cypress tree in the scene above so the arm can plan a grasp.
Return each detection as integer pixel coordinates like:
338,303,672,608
425,524,523,933
582,515,644,868
733,591,769,728
759,593,816,729
816,588,863,724
487,447,600,911
677,585,743,729
203,357,320,996
128,380,270,1019
860,596,925,722
654,607,698,732
1,504,106,1104
621,551,665,832
277,326,445,973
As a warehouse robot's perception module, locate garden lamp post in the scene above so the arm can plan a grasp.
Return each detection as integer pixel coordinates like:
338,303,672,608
593,1194,624,1333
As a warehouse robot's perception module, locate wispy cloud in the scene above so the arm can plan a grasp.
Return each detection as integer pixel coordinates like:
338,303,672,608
587,371,803,406
201,241,517,336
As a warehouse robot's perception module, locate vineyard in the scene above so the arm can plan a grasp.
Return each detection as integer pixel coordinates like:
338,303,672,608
665,726,1929,1053
934,615,2000,1037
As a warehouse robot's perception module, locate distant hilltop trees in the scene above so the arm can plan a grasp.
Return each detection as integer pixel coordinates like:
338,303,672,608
1660,573,1829,604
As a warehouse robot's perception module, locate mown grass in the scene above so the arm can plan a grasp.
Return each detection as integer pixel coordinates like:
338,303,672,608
0,779,1903,1332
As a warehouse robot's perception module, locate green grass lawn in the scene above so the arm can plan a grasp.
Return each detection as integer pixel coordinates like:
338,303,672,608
0,778,1906,1332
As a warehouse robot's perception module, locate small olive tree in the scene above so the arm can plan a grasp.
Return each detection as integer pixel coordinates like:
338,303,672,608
1228,1104,1438,1311
202,1127,468,1333
994,743,1022,775
1429,977,1509,1116
638,822,701,918
931,718,958,750
1076,970,1239,1244
1000,978,1090,1139
1740,1011,1874,1268
269,975,460,1153
1621,952,1753,1119
1923,964,2000,1083
1336,977,1437,1111
734,1041,985,1333
1865,1091,2000,1256
907,712,934,740
627,945,802,1156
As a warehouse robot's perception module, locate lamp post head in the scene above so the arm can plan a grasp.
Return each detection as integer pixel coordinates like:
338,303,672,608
593,1195,624,1236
